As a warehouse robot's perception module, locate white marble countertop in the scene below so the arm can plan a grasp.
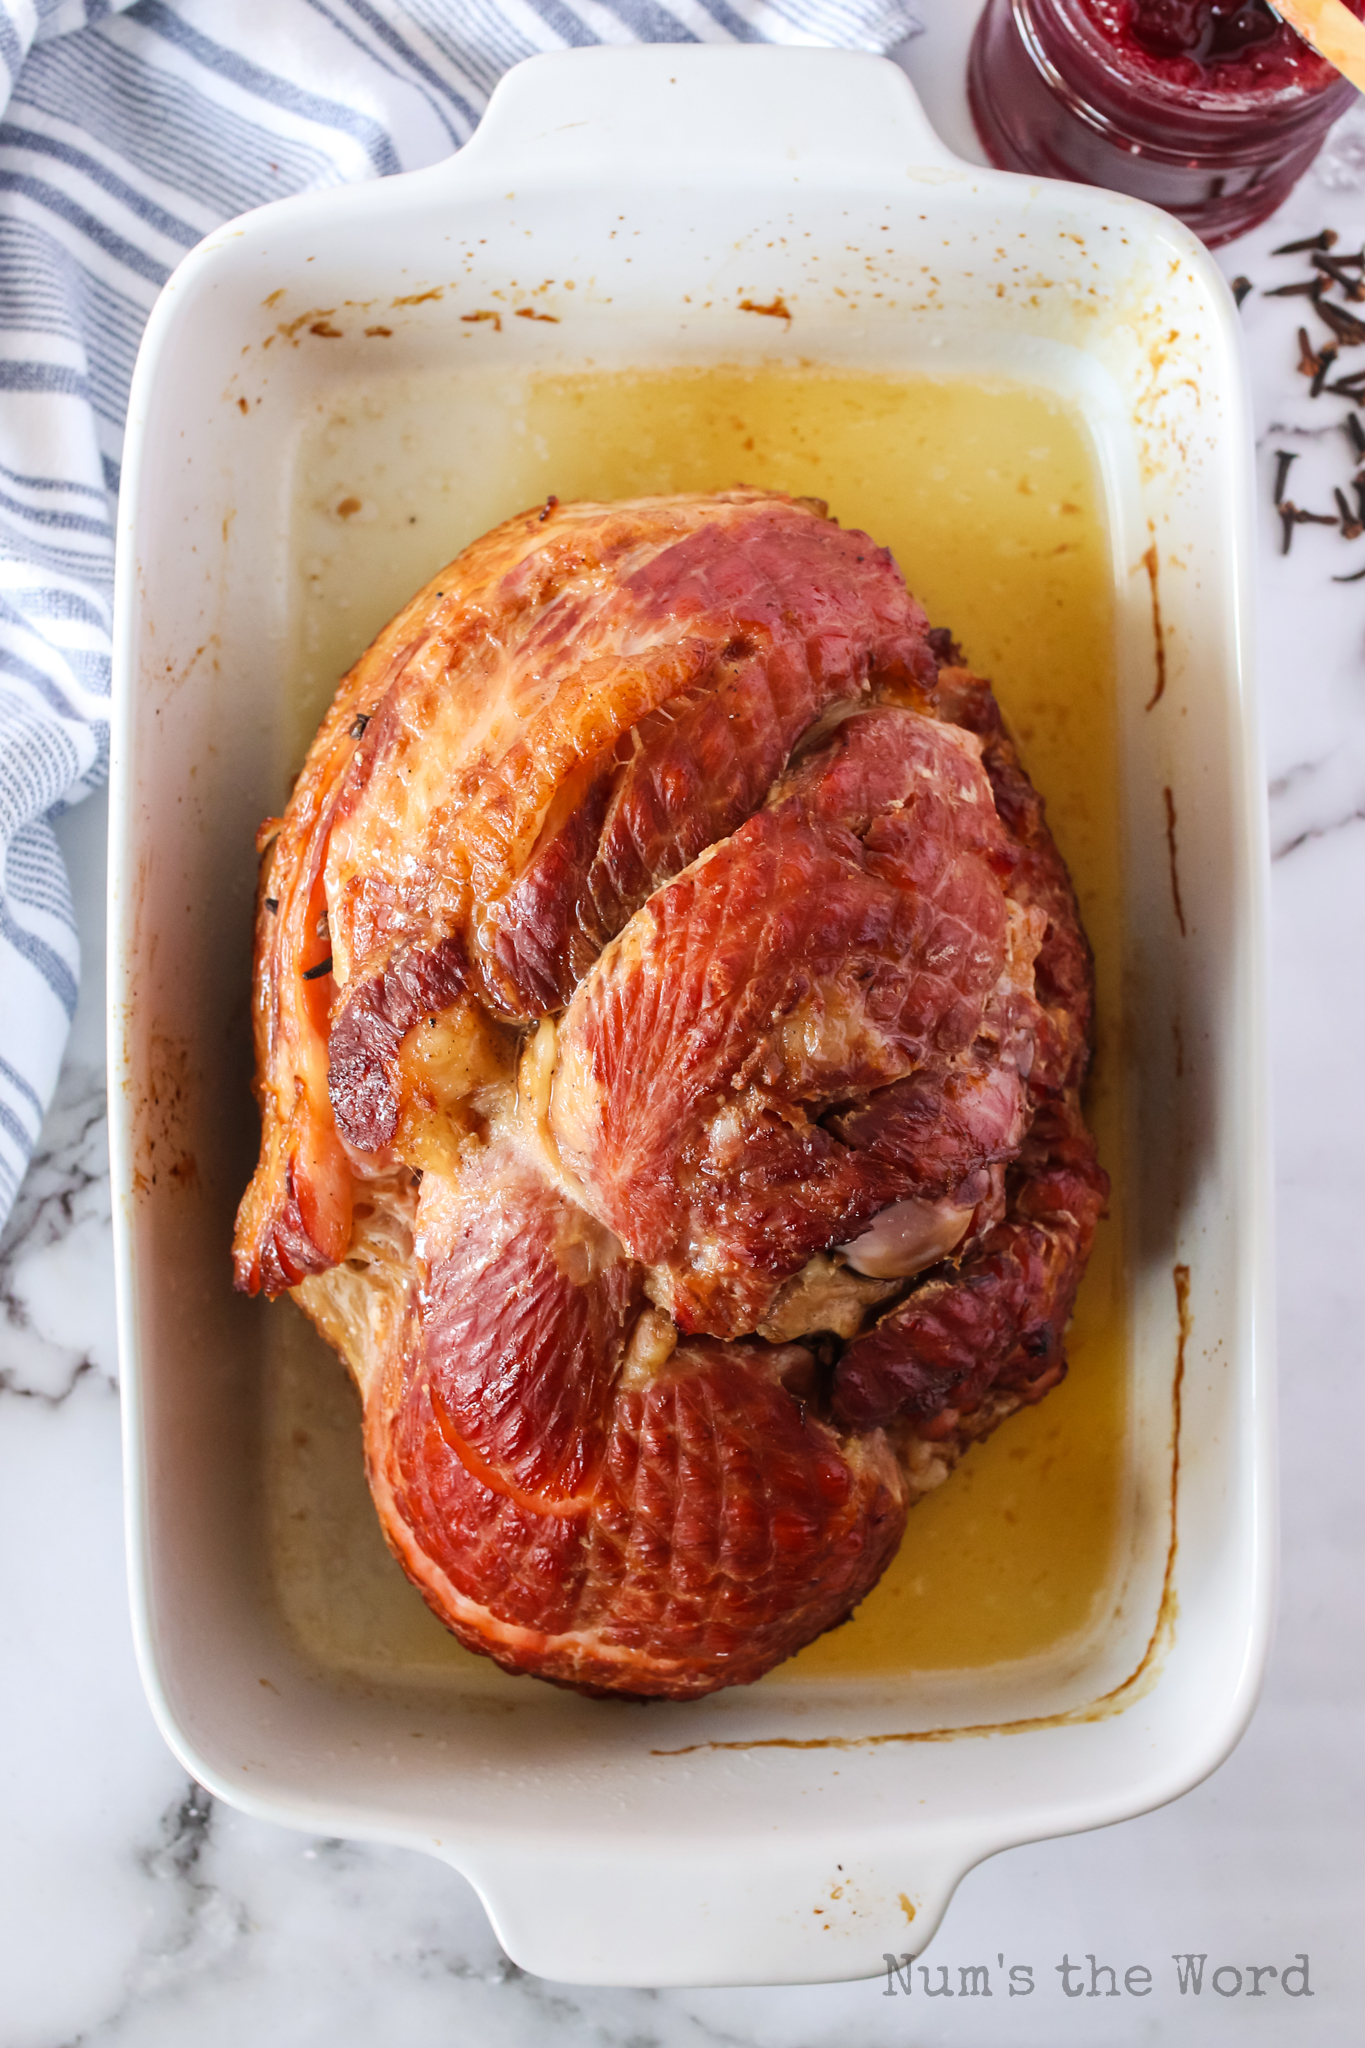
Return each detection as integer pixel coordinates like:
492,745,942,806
5,10,1365,2042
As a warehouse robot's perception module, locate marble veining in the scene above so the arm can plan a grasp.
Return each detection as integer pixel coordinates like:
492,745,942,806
1,1062,114,1407
4,12,1365,2041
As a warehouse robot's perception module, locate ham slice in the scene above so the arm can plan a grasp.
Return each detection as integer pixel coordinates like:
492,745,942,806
550,707,1037,1336
234,490,1107,1699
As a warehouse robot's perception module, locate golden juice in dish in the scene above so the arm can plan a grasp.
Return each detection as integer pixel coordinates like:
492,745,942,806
266,363,1126,1685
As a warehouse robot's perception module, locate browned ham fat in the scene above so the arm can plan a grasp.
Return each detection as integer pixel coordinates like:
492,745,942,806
233,488,1107,1700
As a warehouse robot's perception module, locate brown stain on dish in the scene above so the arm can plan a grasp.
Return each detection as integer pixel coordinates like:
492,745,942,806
255,307,362,351
461,309,502,332
132,1030,197,1197
1168,1263,1190,1585
1142,542,1167,711
650,1264,1191,1758
156,636,215,703
392,288,444,307
1163,785,1187,936
739,294,791,323
279,309,335,340
515,307,560,323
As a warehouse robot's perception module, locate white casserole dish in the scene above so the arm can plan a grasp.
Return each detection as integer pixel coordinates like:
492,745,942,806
108,46,1271,1988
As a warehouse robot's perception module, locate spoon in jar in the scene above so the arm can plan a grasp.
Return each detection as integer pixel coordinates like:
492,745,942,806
1271,0,1365,94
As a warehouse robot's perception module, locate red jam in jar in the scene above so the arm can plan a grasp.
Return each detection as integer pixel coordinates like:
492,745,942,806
969,0,1365,245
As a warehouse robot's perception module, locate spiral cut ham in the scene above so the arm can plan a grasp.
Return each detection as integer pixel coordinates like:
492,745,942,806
233,489,1108,1700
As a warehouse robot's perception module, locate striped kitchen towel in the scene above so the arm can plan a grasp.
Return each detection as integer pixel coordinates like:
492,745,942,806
0,0,923,1230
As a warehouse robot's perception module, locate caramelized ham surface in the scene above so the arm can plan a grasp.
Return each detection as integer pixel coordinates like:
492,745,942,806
234,490,1107,1700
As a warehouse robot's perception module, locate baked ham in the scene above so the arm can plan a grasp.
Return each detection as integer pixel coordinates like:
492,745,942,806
233,489,1108,1700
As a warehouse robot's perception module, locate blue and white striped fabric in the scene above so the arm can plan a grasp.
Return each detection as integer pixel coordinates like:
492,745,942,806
0,0,922,1228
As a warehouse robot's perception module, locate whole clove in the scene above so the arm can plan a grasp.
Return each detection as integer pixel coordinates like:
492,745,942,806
1333,563,1365,582
348,711,371,738
1348,412,1365,461
1334,486,1364,539
1316,298,1365,347
1231,275,1253,308
1273,449,1298,504
1312,346,1340,397
1312,251,1365,300
1280,501,1339,555
302,956,334,981
1265,278,1323,298
1272,229,1338,255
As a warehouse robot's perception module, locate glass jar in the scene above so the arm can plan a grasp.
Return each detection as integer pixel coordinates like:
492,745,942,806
968,0,1362,246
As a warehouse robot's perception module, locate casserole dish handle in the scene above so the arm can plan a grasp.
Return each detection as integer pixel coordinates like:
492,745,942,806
438,44,965,192
456,1834,987,1988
